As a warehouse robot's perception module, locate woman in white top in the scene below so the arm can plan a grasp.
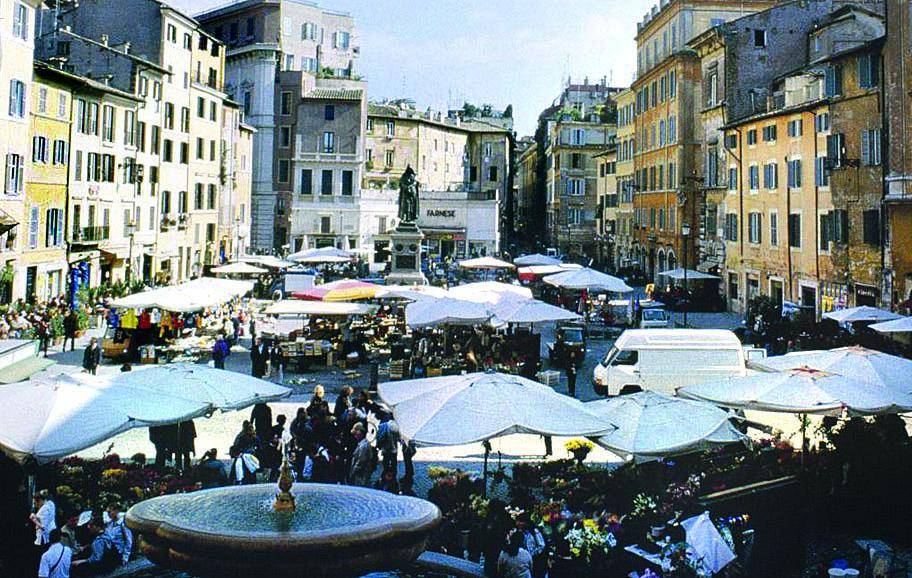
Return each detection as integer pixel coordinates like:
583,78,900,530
30,490,57,546
497,531,533,578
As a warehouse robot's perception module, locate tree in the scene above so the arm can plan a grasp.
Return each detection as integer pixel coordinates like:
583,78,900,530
462,102,479,118
503,104,513,118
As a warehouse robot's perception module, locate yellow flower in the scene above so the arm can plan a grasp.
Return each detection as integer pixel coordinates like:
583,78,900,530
583,518,598,531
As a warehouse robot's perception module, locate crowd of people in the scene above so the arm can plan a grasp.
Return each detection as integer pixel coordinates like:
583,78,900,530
222,388,415,495
30,490,133,578
0,296,87,355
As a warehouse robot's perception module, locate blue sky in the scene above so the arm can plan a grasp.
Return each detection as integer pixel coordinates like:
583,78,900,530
169,0,652,136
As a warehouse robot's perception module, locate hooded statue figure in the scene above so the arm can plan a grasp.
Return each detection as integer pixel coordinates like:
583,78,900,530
397,166,420,224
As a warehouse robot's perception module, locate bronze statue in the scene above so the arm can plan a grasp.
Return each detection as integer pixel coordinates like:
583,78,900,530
397,166,420,224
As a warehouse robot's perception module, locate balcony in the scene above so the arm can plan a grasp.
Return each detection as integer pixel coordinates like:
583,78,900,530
178,214,189,229
160,216,177,231
73,226,110,243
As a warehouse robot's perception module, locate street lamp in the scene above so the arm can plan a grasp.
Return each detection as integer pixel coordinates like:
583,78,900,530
125,221,136,285
681,222,691,327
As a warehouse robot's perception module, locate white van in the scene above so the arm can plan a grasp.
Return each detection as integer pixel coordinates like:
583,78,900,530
592,329,767,397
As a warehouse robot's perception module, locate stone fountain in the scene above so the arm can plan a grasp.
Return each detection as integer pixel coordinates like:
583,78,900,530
126,463,441,578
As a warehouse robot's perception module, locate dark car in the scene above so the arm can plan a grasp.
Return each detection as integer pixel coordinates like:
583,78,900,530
547,323,587,368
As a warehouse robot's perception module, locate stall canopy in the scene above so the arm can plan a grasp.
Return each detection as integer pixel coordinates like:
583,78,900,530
0,372,211,464
458,256,516,270
658,268,720,281
679,366,912,416
447,281,533,304
211,262,268,275
750,345,912,395
237,255,295,269
405,297,492,328
514,253,563,267
587,391,747,461
264,300,378,317
292,280,380,302
870,316,912,333
287,247,354,264
378,372,613,446
543,268,633,293
491,298,581,324
376,285,449,301
822,305,902,324
111,363,291,412
110,277,254,312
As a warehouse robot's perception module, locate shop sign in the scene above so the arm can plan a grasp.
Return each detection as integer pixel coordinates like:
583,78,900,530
426,209,456,218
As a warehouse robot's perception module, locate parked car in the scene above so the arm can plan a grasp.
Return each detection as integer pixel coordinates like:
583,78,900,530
592,329,766,397
547,323,587,368
102,327,131,360
639,308,670,329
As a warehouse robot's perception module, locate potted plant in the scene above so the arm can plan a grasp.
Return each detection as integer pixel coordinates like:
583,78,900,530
565,439,593,464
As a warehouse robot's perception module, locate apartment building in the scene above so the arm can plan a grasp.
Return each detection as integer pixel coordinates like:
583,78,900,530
722,72,833,314
197,0,358,251
594,146,618,268
276,73,366,253
219,101,255,261
883,0,912,311
514,138,537,244
615,88,637,271
45,0,246,285
0,0,42,302
632,0,777,282
24,64,72,302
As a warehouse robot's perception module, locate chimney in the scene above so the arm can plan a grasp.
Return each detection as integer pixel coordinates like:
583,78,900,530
100,34,109,46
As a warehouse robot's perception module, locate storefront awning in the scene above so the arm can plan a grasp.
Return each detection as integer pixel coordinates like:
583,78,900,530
0,208,17,237
68,251,100,264
99,243,132,260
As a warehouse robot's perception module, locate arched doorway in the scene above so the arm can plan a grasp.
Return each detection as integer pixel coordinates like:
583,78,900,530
657,250,666,280
667,250,677,272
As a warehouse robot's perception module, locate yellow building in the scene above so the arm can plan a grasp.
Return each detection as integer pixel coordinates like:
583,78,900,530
615,88,636,271
594,146,618,268
722,72,833,314
23,64,75,302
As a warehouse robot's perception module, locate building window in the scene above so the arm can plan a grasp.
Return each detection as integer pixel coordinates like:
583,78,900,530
101,105,115,142
824,64,844,97
566,178,584,196
280,92,292,116
325,105,335,121
322,132,335,153
321,170,333,195
770,212,778,246
180,142,189,164
753,29,767,48
8,80,25,118
815,113,830,133
861,129,881,166
863,209,880,245
386,121,395,138
208,184,216,210
747,129,757,146
5,153,24,194
280,126,291,148
341,170,353,195
32,136,48,164
669,70,676,98
858,53,879,89
12,3,29,40
787,159,802,188
748,212,762,244
300,169,312,195
749,165,760,191
724,213,738,241
815,157,830,187
788,213,801,248
277,160,289,183
567,208,583,225
762,125,777,142
320,216,331,234
787,119,803,138
46,208,63,247
301,22,316,41
194,184,203,210
196,137,205,160
763,162,778,190
488,166,498,181
385,150,394,167
52,140,67,165
124,110,136,145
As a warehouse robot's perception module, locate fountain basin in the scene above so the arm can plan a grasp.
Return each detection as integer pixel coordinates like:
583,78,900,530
126,483,442,578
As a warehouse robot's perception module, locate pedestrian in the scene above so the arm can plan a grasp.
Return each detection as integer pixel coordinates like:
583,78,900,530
30,490,56,549
306,385,330,420
196,449,227,488
497,531,533,578
564,350,578,398
37,529,71,578
250,337,269,379
71,516,118,576
250,403,272,441
348,423,376,487
81,338,101,375
516,513,547,578
63,310,79,352
333,386,353,423
36,318,50,357
211,333,230,369
103,503,132,566
176,421,196,471
148,426,171,467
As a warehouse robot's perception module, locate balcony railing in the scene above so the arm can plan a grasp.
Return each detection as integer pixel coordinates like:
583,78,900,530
74,226,110,242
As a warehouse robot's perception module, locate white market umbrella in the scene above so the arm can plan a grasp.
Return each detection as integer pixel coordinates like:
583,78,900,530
658,268,720,281
378,372,612,446
822,306,902,324
0,373,211,464
752,346,912,395
447,281,533,304
287,247,354,264
544,267,633,293
405,297,492,328
458,256,516,270
237,255,295,269
264,300,378,316
514,253,562,267
517,264,583,276
110,363,291,412
679,366,912,416
870,316,912,333
587,391,747,461
491,298,581,324
212,262,268,275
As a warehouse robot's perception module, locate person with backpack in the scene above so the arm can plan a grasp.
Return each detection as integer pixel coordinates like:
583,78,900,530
37,529,71,578
71,516,119,576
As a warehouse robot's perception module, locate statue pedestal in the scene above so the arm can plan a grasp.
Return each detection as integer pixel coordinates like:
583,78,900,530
386,223,427,286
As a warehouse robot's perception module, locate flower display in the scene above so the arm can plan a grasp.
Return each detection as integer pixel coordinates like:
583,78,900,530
564,518,617,561
564,439,594,453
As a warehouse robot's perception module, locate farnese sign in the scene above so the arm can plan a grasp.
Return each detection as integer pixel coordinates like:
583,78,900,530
426,209,456,218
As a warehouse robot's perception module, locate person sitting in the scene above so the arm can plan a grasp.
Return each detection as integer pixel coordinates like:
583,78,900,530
497,530,533,578
196,449,227,488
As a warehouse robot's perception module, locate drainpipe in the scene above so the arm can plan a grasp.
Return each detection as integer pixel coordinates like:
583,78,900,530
786,155,794,303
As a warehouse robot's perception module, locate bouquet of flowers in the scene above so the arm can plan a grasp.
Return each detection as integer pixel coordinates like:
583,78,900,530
629,493,659,520
564,518,617,562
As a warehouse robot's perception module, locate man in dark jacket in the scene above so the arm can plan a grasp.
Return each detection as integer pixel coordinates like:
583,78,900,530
211,333,230,369
249,338,269,378
82,338,101,375
63,310,79,352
